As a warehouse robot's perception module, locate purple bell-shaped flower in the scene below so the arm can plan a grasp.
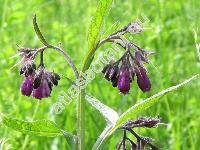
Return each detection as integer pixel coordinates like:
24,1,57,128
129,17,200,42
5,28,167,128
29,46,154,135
32,67,60,100
117,67,131,94
21,76,33,96
136,67,151,92
32,78,51,99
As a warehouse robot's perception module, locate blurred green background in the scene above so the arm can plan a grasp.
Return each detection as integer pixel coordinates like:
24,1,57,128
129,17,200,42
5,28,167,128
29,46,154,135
0,0,199,149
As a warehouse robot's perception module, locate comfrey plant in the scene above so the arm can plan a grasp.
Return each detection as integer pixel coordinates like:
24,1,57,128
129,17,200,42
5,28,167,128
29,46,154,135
1,1,199,150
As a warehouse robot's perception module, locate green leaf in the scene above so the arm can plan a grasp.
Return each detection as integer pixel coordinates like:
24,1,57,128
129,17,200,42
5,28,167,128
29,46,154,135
88,0,113,51
85,95,119,149
83,0,113,72
114,74,199,129
33,14,49,46
2,115,62,137
85,94,119,124
94,74,199,149
101,21,121,40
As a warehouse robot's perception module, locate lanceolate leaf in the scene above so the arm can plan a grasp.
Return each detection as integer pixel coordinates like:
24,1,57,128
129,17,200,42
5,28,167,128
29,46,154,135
113,74,199,130
83,0,113,71
85,94,119,125
33,14,49,46
88,0,113,51
85,95,119,150
101,21,121,40
93,74,199,149
2,115,62,137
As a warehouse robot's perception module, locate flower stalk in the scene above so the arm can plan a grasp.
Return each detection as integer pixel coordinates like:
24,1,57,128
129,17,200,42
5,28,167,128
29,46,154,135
39,51,44,67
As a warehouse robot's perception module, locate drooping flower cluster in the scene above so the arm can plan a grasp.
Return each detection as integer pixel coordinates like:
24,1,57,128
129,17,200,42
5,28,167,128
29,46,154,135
102,46,151,94
118,117,161,150
18,48,60,99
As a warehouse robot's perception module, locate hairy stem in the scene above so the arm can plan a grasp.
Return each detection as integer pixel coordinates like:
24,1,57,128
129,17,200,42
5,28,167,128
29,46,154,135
77,28,123,149
76,21,132,150
77,42,102,149
122,130,126,150
49,44,79,78
32,45,79,79
39,51,44,67
77,90,85,150
33,15,79,79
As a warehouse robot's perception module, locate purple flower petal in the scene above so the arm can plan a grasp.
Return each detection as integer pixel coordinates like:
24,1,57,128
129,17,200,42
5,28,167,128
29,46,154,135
21,76,33,96
32,79,51,99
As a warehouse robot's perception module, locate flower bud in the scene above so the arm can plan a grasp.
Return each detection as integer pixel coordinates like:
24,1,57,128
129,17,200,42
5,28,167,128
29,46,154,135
136,67,151,92
48,72,60,86
18,47,35,59
102,64,119,84
33,76,42,89
109,66,118,79
117,67,130,94
127,21,143,34
135,50,148,63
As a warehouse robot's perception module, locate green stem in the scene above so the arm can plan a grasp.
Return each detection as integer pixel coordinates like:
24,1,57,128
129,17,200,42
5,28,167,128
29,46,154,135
77,90,85,150
39,51,44,67
77,27,119,149
77,43,100,149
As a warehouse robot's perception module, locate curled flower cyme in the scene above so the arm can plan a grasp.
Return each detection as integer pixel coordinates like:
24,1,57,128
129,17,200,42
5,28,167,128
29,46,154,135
102,46,152,94
18,49,60,100
118,117,161,150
